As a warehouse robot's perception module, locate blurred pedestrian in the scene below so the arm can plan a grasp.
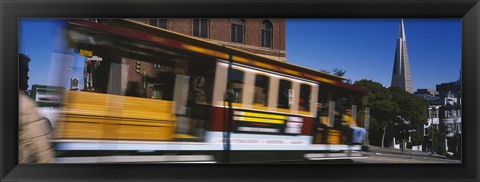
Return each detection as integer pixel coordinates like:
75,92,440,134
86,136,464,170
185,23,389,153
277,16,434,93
18,90,54,163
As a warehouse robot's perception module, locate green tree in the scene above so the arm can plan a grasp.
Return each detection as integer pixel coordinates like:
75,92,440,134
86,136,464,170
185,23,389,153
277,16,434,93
389,86,428,150
318,69,331,74
389,87,428,127
354,80,399,148
410,127,424,146
433,124,447,155
332,68,346,77
321,68,351,83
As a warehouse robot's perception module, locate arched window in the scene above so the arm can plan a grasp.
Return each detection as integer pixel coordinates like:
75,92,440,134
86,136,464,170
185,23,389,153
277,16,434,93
231,19,245,43
261,20,273,48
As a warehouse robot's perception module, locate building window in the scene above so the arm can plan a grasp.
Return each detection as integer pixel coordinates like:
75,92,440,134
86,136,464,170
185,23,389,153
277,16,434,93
153,64,173,72
152,85,163,99
193,19,209,38
227,69,244,103
299,84,311,111
447,124,453,132
87,19,98,23
254,74,269,106
447,111,452,117
261,20,273,48
148,19,169,29
231,19,244,43
277,79,292,109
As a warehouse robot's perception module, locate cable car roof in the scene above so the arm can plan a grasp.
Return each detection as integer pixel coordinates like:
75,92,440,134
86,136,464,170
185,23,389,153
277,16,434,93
66,19,366,94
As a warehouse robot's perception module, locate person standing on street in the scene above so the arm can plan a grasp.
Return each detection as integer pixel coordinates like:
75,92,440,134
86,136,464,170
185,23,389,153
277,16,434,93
18,90,54,163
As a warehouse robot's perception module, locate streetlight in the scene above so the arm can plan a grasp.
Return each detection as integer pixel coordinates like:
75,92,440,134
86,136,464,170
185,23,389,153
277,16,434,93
429,107,436,155
431,124,435,155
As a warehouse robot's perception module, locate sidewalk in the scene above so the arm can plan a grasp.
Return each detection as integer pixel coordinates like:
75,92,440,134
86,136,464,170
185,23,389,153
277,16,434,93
365,145,446,159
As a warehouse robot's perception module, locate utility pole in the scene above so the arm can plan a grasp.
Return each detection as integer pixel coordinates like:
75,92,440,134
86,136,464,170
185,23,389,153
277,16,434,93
143,70,147,98
430,110,435,155
223,53,233,163
364,107,370,146
135,61,147,98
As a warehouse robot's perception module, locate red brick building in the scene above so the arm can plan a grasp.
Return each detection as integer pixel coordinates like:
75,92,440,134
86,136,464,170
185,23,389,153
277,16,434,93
133,18,286,62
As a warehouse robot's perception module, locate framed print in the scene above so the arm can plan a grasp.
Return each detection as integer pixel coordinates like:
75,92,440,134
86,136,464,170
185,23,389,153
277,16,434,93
1,0,479,182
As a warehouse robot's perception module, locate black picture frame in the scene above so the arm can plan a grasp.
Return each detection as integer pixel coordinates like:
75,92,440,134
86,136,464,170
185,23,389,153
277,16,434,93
1,0,479,181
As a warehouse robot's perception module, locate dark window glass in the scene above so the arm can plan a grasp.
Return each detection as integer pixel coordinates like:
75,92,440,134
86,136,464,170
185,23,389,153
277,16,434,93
261,20,273,48
148,19,158,27
353,95,362,126
317,87,329,117
227,69,244,103
193,19,209,38
334,93,349,127
193,19,200,37
299,84,311,111
254,74,269,106
277,80,291,109
158,19,168,29
148,19,169,29
231,19,244,43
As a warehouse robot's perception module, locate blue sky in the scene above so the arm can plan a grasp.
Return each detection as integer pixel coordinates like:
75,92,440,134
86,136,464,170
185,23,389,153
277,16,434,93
286,19,461,90
19,19,85,90
20,20,64,90
20,19,461,91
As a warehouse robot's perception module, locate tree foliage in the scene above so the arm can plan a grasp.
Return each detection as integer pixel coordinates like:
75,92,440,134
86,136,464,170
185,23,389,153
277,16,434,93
410,129,424,146
389,86,428,127
354,80,399,147
354,80,429,149
332,68,346,77
355,80,399,126
433,124,447,155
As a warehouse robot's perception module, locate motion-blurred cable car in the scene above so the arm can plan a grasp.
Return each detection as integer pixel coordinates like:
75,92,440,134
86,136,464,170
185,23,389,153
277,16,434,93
52,19,368,163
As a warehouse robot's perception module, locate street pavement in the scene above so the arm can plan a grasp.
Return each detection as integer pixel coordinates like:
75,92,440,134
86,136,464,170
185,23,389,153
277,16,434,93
53,145,461,164
352,145,461,163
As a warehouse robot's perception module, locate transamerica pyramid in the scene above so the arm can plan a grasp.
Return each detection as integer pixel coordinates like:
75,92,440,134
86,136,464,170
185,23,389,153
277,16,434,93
391,19,413,93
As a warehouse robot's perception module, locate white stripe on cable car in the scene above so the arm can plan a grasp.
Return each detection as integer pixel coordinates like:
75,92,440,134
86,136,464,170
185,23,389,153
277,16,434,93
54,155,214,163
54,141,362,151
212,105,314,117
54,132,362,151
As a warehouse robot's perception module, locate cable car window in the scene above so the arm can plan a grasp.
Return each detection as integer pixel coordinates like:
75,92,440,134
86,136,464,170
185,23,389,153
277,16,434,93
334,93,349,127
299,84,311,111
277,79,292,109
227,69,244,103
254,74,269,106
353,95,362,126
317,86,329,117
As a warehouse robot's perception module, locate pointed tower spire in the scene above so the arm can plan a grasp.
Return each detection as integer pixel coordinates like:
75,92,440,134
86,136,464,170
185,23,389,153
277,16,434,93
391,19,413,93
399,19,406,41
